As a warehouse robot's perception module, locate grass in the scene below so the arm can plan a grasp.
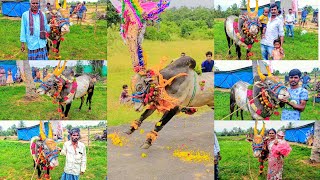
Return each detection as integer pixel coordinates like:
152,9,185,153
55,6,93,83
0,82,107,120
0,140,106,179
213,19,318,60
217,136,320,180
0,18,107,60
214,90,320,120
107,29,213,126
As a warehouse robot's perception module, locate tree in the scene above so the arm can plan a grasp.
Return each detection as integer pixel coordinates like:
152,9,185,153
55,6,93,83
310,121,320,163
66,124,73,130
241,0,247,8
89,60,104,76
107,0,120,27
286,122,294,129
217,5,222,12
18,121,26,128
75,60,84,74
23,60,39,99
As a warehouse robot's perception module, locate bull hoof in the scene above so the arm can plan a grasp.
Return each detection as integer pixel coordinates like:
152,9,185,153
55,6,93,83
124,128,135,135
140,141,152,149
87,109,92,112
77,109,81,112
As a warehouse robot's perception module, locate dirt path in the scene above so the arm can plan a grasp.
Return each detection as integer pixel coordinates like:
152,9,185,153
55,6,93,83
108,111,214,180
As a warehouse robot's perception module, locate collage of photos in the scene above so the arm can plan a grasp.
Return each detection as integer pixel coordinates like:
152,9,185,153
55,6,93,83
0,0,319,180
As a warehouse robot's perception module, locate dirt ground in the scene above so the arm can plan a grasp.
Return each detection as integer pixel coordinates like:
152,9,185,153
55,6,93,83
108,111,214,180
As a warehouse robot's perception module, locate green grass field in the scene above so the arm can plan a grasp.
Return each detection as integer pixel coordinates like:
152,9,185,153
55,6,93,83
213,19,318,60
214,90,320,120
217,136,320,180
0,140,106,179
0,82,107,120
0,18,107,60
107,29,213,126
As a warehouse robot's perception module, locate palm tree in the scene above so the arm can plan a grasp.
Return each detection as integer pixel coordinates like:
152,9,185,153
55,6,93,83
310,121,319,163
23,60,38,99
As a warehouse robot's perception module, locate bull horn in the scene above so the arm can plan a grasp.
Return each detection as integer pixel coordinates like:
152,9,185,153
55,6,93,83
260,122,266,136
53,60,67,76
56,0,61,9
254,0,259,14
247,0,259,18
257,66,266,81
247,0,251,13
48,122,53,139
266,65,272,77
63,0,67,9
39,121,46,140
52,60,61,76
254,120,258,135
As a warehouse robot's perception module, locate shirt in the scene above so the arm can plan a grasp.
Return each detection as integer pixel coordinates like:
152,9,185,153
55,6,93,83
281,87,308,120
301,10,308,18
301,75,311,84
79,5,87,13
261,16,284,47
60,141,87,175
20,10,50,50
201,60,214,72
214,133,220,156
285,13,295,25
259,14,268,24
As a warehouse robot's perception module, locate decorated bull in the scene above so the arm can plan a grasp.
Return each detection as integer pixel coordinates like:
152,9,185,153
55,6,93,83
246,121,268,175
36,61,96,119
30,122,59,180
126,56,214,149
230,65,290,120
225,0,260,59
45,0,70,59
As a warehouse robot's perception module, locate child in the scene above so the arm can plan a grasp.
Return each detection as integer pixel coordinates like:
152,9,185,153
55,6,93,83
271,39,285,60
277,131,285,143
259,7,269,38
120,84,131,104
6,68,14,86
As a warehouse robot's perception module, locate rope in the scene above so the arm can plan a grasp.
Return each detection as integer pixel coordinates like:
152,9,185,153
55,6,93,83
219,92,262,120
248,144,254,180
186,71,197,107
224,41,235,59
31,152,42,180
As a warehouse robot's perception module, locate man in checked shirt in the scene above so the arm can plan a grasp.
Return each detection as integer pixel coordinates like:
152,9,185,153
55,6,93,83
60,128,87,180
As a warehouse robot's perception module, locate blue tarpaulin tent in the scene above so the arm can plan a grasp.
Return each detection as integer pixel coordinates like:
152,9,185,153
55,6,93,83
0,61,18,81
17,122,49,141
285,122,315,144
214,66,253,89
1,1,30,17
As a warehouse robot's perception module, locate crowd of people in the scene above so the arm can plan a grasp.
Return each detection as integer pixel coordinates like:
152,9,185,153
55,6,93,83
0,66,21,86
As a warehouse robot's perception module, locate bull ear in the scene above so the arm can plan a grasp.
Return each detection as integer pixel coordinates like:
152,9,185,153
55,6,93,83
246,138,253,142
144,78,153,83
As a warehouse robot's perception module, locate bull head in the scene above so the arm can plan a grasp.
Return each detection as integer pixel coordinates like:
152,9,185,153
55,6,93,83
53,0,70,36
245,0,259,36
37,60,67,96
247,121,266,158
36,121,59,168
256,65,290,103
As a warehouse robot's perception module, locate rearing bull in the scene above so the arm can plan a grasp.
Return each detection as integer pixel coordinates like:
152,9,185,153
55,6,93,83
225,0,260,59
30,122,59,180
45,0,70,59
37,61,96,119
126,56,214,149
230,65,290,120
246,121,268,175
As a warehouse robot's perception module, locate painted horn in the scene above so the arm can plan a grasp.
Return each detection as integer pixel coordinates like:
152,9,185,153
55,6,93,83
266,65,272,77
52,60,61,76
55,0,61,9
247,0,251,13
254,0,259,14
257,66,266,81
254,120,258,135
260,122,266,136
48,122,53,139
53,60,67,76
63,0,67,9
39,121,46,140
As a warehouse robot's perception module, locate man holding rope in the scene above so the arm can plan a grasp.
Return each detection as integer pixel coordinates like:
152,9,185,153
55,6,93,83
280,69,308,120
20,0,50,60
60,128,87,180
